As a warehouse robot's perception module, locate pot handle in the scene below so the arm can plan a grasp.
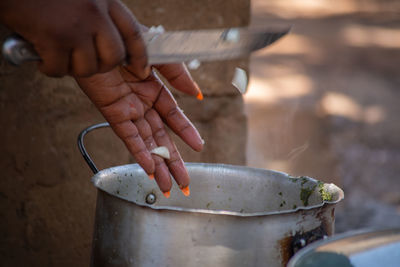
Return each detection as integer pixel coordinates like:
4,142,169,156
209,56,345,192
77,122,110,174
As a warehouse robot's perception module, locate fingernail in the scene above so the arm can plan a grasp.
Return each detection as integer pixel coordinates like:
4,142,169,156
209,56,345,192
148,174,154,180
195,82,203,101
180,186,190,197
163,191,171,198
196,91,203,101
196,138,205,151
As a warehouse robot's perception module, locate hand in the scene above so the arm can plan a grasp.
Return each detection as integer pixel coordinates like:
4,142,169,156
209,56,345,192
76,63,204,196
0,0,149,79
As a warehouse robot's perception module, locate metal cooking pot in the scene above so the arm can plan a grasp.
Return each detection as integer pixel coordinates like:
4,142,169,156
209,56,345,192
78,123,344,267
287,228,400,267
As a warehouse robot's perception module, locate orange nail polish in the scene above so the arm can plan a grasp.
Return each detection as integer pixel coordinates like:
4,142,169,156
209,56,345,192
180,186,190,197
195,82,204,100
196,91,204,101
148,174,154,180
163,191,171,198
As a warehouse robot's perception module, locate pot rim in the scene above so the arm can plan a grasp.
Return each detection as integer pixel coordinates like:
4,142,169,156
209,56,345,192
92,163,344,217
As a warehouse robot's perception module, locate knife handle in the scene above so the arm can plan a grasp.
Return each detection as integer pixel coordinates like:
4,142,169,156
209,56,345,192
2,34,41,65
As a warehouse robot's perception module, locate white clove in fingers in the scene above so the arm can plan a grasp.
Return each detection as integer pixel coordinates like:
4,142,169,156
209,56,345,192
151,146,170,159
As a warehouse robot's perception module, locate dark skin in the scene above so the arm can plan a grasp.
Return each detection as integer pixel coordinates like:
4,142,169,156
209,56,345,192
0,0,204,196
77,64,204,194
0,0,149,78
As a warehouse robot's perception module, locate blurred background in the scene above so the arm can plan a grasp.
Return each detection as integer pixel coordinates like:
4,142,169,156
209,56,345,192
246,0,400,232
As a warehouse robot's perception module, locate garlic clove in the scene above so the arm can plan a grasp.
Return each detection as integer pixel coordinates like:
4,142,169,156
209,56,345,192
150,146,170,159
231,67,248,94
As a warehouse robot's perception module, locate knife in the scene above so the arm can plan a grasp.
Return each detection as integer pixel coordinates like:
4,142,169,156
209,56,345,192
2,26,289,66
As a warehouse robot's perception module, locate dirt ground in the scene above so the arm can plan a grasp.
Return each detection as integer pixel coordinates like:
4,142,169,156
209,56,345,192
245,0,400,232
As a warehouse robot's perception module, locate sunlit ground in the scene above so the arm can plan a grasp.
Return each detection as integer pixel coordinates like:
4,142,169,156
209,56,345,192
251,0,400,18
245,0,400,231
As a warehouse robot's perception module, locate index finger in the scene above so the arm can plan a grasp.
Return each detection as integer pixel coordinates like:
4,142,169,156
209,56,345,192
109,0,150,80
156,63,202,99
153,85,204,152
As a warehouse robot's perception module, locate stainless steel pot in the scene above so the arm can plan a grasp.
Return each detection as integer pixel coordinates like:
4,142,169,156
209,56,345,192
78,123,344,267
287,228,400,267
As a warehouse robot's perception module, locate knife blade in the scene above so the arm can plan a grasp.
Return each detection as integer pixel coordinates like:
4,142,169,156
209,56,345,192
2,26,289,66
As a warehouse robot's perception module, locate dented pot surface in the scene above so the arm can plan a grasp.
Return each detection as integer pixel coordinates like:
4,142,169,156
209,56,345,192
90,163,344,267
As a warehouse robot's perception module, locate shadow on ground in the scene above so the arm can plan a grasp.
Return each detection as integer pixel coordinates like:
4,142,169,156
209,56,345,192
246,0,400,232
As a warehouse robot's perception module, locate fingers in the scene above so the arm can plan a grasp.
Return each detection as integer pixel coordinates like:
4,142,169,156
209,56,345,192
111,121,155,175
145,109,190,189
153,86,204,152
124,71,203,152
95,92,161,181
135,118,172,193
109,0,150,80
37,25,123,78
36,45,70,77
87,83,173,193
77,71,156,177
70,38,98,77
78,66,201,195
95,19,126,73
156,64,202,98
